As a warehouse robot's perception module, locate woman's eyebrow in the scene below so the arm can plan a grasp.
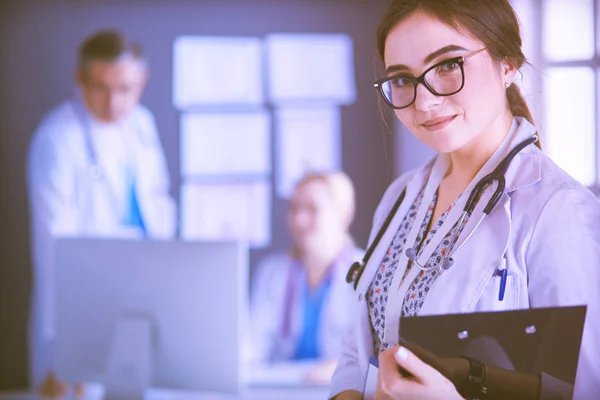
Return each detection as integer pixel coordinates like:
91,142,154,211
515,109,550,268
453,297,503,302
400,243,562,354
385,44,469,75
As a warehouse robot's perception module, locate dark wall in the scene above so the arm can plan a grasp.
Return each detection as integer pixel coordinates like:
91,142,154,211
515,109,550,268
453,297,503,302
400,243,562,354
0,0,395,389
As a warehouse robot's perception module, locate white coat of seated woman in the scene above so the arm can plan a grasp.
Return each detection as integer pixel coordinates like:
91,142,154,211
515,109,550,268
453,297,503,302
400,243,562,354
250,172,364,385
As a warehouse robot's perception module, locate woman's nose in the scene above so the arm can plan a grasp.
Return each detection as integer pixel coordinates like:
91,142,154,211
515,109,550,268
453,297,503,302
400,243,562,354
413,82,443,112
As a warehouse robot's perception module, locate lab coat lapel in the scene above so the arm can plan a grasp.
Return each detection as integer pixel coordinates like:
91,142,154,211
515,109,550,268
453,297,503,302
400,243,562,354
81,122,128,231
355,160,434,295
354,160,434,363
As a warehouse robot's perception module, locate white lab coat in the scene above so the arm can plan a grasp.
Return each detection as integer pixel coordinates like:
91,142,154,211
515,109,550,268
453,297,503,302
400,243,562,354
330,118,600,399
249,245,364,364
26,98,176,386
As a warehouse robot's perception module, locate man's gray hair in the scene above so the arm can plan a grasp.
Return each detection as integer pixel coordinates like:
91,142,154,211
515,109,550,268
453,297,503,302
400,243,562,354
77,29,147,70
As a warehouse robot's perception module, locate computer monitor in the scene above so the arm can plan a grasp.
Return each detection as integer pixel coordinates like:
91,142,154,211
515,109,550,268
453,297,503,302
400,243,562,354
53,238,249,398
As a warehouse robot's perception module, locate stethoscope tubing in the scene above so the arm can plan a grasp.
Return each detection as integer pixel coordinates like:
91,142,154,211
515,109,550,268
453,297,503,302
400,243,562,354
346,134,538,288
71,101,136,221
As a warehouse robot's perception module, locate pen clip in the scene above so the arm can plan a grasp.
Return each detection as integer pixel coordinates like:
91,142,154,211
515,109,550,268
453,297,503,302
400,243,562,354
497,258,507,301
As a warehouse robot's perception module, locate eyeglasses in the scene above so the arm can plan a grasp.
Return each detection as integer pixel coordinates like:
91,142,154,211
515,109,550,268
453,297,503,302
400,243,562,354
374,48,487,110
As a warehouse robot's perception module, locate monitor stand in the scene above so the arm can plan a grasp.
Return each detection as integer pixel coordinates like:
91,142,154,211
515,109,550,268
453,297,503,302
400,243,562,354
104,314,153,400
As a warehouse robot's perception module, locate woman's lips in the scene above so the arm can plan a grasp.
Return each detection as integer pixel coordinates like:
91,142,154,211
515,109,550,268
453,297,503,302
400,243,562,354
421,115,457,131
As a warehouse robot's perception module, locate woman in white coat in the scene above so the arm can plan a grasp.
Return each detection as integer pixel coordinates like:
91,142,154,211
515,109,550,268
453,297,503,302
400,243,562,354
250,172,363,382
331,1,600,399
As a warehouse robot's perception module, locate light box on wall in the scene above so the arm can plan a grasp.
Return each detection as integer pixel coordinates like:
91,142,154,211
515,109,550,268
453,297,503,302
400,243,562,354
180,110,272,177
173,36,264,108
265,33,356,105
180,180,271,248
274,106,341,198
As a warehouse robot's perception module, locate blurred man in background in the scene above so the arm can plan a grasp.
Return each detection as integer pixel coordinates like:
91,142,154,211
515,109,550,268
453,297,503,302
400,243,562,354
26,29,175,390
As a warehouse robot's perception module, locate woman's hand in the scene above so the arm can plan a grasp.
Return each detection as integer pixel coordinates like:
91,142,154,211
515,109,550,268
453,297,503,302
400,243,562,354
402,340,470,386
375,346,465,400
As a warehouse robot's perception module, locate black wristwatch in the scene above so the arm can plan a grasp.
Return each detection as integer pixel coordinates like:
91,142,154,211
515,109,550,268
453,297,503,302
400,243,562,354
458,357,488,400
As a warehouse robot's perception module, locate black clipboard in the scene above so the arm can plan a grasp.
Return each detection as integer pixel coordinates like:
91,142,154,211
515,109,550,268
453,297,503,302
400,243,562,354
400,306,586,398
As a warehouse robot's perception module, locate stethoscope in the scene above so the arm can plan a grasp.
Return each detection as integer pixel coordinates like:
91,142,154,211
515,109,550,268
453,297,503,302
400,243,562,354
71,101,107,181
71,101,142,228
346,134,539,301
280,255,337,339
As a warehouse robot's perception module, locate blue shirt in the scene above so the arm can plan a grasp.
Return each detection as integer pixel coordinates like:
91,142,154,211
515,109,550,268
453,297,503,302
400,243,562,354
123,176,146,235
293,274,333,360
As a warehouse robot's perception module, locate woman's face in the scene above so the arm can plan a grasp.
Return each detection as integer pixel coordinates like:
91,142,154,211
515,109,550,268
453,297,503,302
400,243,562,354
383,11,515,154
287,180,345,252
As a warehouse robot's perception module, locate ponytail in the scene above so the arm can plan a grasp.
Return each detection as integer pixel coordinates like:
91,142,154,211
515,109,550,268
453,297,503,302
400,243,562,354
507,84,541,149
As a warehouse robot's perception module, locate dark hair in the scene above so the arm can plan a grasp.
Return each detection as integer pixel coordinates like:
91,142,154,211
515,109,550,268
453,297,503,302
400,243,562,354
78,29,145,70
376,0,541,149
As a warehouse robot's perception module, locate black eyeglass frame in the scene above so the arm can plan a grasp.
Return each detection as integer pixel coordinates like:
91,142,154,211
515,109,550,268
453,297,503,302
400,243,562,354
374,48,487,110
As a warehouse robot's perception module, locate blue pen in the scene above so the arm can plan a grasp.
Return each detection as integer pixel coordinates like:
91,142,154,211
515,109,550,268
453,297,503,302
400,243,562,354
496,258,508,301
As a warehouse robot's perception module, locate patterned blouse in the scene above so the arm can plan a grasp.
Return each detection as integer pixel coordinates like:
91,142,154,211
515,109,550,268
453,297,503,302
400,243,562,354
366,186,467,355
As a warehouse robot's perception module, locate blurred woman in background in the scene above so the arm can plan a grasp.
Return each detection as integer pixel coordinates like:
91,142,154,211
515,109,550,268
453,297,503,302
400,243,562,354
250,171,363,382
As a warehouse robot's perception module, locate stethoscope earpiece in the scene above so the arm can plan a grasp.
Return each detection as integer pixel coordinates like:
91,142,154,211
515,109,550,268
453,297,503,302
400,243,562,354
442,258,454,270
405,248,417,260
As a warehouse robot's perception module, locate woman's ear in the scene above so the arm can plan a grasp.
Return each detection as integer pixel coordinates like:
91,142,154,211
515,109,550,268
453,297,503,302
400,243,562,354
501,58,518,87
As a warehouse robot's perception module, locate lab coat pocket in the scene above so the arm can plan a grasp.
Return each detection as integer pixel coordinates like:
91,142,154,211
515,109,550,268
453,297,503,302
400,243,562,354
476,274,520,312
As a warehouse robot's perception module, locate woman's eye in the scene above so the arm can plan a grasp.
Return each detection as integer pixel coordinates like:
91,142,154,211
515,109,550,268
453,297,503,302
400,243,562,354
390,77,412,88
438,61,460,72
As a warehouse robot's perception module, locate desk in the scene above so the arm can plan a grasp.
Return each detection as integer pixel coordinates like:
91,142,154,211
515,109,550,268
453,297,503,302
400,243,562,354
0,362,332,400
0,361,332,400
0,385,330,400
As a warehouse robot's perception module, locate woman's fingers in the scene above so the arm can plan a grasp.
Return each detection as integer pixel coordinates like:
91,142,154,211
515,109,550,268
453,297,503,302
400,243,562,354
394,346,440,384
376,347,409,399
377,346,463,400
403,341,452,379
378,346,404,382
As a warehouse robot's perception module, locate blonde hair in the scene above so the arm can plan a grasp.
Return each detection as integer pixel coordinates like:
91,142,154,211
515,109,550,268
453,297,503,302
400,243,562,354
294,171,356,231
